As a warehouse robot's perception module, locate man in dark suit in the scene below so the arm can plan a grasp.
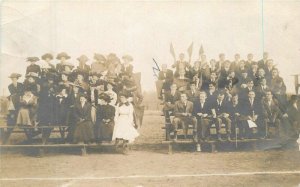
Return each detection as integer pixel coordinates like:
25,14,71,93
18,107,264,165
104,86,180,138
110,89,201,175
202,71,218,91
172,93,197,140
186,82,200,103
163,84,181,116
262,90,282,137
239,78,256,103
158,64,174,92
270,68,287,108
206,82,218,105
121,55,134,77
193,91,212,141
240,90,265,138
211,91,232,141
76,55,91,79
255,78,269,102
258,52,269,69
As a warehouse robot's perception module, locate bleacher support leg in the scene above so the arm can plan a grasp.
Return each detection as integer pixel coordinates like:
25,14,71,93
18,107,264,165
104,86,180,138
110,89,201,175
168,142,173,154
81,145,87,156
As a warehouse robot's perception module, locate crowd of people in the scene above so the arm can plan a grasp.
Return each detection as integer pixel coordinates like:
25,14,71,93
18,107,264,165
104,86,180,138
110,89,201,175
6,52,143,146
158,52,300,142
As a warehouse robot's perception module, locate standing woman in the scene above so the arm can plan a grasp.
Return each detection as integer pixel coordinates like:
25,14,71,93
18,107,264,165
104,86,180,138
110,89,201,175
112,92,139,147
73,93,94,144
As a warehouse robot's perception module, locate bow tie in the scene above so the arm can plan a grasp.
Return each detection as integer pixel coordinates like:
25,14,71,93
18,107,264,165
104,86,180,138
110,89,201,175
119,102,130,106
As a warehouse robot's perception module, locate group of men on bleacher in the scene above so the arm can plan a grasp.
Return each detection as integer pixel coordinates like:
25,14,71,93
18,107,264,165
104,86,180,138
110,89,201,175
158,52,300,142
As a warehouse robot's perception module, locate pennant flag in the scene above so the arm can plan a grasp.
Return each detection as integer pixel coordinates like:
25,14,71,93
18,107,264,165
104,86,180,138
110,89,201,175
170,43,176,60
199,45,204,55
187,42,194,58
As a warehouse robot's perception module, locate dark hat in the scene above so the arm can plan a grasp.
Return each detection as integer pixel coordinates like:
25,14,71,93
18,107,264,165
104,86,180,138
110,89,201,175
41,53,53,60
122,55,133,62
27,57,40,62
79,92,89,99
77,55,89,62
99,93,112,103
56,52,71,60
8,73,22,79
26,72,39,78
94,53,106,62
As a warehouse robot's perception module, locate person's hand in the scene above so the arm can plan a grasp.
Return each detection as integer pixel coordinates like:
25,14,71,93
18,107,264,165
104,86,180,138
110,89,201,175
223,113,229,118
202,114,208,117
235,113,240,116
197,113,203,116
283,113,288,118
253,115,258,121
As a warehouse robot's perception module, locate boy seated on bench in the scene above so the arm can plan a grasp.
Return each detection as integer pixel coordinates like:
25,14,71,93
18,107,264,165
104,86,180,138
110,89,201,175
193,91,213,142
171,93,197,140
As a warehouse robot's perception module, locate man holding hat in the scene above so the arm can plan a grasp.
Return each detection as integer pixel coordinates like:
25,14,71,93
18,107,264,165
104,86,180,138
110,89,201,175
26,57,41,77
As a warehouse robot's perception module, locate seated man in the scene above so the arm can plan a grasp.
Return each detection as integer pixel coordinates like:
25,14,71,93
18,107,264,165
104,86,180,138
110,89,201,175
172,93,197,140
193,91,212,141
163,84,181,117
240,90,265,138
228,94,248,139
158,64,174,93
185,81,200,103
211,91,232,141
262,90,282,137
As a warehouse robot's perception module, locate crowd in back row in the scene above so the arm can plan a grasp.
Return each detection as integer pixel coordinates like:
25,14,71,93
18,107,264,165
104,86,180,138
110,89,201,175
6,52,142,145
158,52,300,141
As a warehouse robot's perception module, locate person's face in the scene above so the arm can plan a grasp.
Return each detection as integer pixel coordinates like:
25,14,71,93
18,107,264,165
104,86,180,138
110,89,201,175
261,79,267,86
235,54,240,61
99,99,106,105
266,92,272,100
80,96,86,103
62,74,68,81
210,73,217,79
73,86,79,93
272,70,278,77
247,81,254,88
252,65,258,71
258,69,265,76
179,53,185,61
170,85,177,91
180,94,187,102
190,84,196,90
11,78,17,83
224,62,230,68
208,84,215,92
30,61,35,65
232,96,238,104
61,57,66,62
267,60,273,67
162,64,167,71
210,59,216,66
92,75,98,81
24,91,31,96
248,92,255,99
194,62,199,69
45,58,51,62
199,94,206,102
230,71,235,77
239,61,245,68
242,72,248,78
77,74,84,81
28,77,34,83
120,96,127,103
217,94,224,101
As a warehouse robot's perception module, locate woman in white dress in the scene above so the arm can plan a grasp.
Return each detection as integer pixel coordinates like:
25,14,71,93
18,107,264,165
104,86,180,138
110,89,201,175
112,93,139,146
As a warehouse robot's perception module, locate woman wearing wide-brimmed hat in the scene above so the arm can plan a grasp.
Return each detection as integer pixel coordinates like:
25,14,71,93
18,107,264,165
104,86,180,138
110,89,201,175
91,53,108,74
95,93,115,142
73,93,94,144
39,53,56,81
55,52,74,73
76,55,91,75
7,73,24,125
26,57,41,77
23,72,40,96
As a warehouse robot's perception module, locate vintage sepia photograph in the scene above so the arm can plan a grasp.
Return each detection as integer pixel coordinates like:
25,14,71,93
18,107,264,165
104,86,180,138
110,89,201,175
0,0,300,186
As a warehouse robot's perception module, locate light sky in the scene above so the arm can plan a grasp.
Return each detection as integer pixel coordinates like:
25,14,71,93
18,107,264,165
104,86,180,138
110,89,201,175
1,1,300,95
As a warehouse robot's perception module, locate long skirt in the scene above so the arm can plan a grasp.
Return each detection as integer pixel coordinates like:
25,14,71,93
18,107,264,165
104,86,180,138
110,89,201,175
95,121,115,141
73,120,94,143
17,108,34,126
112,115,139,143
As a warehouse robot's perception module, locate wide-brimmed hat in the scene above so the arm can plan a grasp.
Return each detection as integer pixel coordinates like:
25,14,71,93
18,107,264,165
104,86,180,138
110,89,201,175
94,53,106,62
78,92,89,99
8,73,22,79
26,72,39,78
99,93,112,103
27,57,40,62
77,55,89,62
56,52,71,60
41,53,53,60
122,55,133,62
46,72,57,81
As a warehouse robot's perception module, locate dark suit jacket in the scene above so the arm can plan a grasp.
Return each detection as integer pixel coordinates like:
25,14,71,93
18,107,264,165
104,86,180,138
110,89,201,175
240,98,263,117
121,64,133,77
174,100,194,117
262,99,282,121
96,104,115,122
185,89,200,103
158,69,174,90
211,99,230,116
75,102,92,123
164,91,181,104
193,101,211,116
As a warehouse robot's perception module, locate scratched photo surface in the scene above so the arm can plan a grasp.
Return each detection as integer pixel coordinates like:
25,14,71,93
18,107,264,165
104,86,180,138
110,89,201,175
1,1,300,187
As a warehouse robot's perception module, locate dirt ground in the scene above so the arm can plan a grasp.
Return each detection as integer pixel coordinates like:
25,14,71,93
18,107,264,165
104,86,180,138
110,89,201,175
1,112,300,187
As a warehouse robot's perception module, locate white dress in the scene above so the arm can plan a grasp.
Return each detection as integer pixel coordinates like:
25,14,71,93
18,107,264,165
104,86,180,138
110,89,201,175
112,103,139,143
